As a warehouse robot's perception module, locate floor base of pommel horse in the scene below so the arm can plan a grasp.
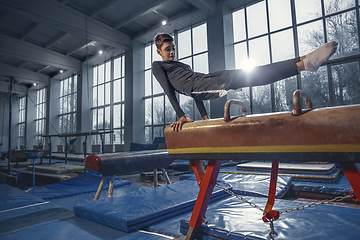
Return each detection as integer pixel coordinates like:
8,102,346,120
164,90,360,240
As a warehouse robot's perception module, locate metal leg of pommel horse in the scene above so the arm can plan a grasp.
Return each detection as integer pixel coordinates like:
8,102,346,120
94,175,115,200
339,162,360,202
186,159,222,240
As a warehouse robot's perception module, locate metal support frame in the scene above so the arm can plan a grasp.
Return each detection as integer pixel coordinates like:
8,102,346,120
186,159,222,240
339,162,360,202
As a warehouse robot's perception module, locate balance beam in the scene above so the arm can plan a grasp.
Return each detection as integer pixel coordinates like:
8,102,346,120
164,92,360,240
84,149,175,199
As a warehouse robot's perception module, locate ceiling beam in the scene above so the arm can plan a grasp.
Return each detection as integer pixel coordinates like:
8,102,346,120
185,0,216,16
0,62,49,85
134,7,200,43
114,0,169,29
0,0,131,51
45,32,68,49
90,0,119,17
0,33,81,72
66,40,96,56
20,22,39,40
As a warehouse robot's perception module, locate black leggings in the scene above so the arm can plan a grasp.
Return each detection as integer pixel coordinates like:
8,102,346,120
191,57,300,100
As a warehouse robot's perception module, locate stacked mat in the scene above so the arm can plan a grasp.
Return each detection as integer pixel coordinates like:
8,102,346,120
74,180,231,232
236,162,340,183
27,171,131,200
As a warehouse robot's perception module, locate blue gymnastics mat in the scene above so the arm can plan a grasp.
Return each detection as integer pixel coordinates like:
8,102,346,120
291,173,352,195
0,183,45,211
27,171,131,200
181,166,292,199
50,184,144,210
179,196,360,239
74,180,231,232
220,165,341,183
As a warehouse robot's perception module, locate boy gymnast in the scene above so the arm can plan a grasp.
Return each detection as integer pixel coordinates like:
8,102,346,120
152,33,338,131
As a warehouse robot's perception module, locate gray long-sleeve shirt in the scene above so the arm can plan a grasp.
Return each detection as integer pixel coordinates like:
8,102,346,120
152,61,208,118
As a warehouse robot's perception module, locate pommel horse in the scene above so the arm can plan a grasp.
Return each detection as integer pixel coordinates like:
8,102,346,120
164,90,360,240
84,149,174,200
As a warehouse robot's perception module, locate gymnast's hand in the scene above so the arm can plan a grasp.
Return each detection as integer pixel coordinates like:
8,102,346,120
171,116,193,131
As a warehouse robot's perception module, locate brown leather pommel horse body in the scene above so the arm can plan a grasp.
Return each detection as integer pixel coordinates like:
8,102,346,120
164,90,360,240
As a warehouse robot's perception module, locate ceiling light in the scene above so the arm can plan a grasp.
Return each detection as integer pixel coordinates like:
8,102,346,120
99,50,103,55
162,20,167,25
33,83,37,86
60,70,63,73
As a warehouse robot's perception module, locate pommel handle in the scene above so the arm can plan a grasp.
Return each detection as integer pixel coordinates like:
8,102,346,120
224,99,247,122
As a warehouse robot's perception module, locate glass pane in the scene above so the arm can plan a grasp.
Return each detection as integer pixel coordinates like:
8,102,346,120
179,57,192,68
227,88,250,116
332,61,360,106
145,45,151,69
252,85,271,114
98,84,104,106
122,79,125,102
113,129,121,144
74,75,77,93
73,93,77,111
324,0,355,15
114,104,121,128
114,57,121,79
93,87,97,107
105,61,111,82
233,8,246,42
105,133,111,144
178,29,191,59
234,42,248,69
145,98,152,125
274,76,297,111
301,66,329,108
121,104,124,127
154,126,164,138
60,97,63,114
153,96,164,124
326,10,358,59
64,79,68,95
98,64,104,84
104,106,110,129
145,126,152,144
152,43,162,62
249,36,270,66
60,80,64,96
93,67,98,86
165,96,176,124
268,0,292,32
114,80,121,102
98,108,104,129
295,0,322,24
297,20,324,56
92,109,97,130
193,23,207,54
121,56,125,77
193,53,208,73
153,75,163,95
271,29,295,62
145,70,152,96
247,1,268,38
180,95,194,120
73,113,76,133
105,82,110,105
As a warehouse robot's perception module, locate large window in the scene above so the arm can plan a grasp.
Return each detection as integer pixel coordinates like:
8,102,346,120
59,75,77,134
18,96,26,149
92,55,125,146
231,0,360,114
144,23,210,143
35,88,46,144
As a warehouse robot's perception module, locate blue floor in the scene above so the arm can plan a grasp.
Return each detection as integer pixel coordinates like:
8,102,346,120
0,164,358,240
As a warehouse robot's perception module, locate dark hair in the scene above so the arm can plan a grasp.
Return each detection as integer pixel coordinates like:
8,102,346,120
154,33,174,50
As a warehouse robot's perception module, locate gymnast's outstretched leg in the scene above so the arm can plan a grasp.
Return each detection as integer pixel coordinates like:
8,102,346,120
192,41,338,96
